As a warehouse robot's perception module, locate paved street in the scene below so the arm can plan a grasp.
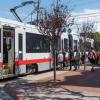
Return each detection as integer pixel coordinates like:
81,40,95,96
2,66,100,100
0,83,13,100
0,88,13,100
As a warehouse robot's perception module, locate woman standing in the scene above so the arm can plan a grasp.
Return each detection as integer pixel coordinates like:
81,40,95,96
88,47,97,72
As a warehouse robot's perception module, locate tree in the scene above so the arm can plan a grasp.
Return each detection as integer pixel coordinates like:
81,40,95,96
79,21,96,70
38,0,73,81
93,32,100,51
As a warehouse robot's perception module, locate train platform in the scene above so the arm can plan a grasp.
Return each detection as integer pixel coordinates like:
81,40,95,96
4,65,100,100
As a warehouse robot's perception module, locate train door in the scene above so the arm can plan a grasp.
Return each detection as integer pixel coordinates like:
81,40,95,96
3,27,15,76
18,34,23,60
18,33,26,74
15,28,25,74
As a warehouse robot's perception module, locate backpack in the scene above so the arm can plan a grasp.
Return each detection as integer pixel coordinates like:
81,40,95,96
88,50,96,60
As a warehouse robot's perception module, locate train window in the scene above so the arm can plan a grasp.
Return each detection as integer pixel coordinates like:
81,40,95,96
68,34,73,49
61,40,63,51
74,40,77,51
19,34,23,51
64,38,68,51
26,32,50,53
0,29,1,52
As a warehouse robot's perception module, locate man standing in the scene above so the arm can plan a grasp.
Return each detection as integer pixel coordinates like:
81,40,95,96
69,48,74,70
62,49,66,68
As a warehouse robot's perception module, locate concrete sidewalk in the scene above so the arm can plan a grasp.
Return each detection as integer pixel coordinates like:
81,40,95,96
4,66,100,100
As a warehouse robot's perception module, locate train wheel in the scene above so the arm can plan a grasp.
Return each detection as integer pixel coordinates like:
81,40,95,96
32,64,38,73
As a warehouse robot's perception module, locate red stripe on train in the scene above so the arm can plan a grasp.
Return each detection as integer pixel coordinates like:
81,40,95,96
0,57,69,67
15,58,53,66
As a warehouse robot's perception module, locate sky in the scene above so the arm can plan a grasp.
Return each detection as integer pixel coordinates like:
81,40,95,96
0,0,100,22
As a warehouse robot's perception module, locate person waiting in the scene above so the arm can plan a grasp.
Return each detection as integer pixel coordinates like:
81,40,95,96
57,51,64,69
74,49,80,70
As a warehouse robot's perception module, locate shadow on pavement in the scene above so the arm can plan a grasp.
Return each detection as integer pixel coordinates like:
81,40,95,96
62,68,100,88
0,87,13,100
4,69,100,100
4,79,77,100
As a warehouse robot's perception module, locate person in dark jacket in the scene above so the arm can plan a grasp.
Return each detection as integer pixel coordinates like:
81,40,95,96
69,48,75,70
81,52,85,64
62,50,66,68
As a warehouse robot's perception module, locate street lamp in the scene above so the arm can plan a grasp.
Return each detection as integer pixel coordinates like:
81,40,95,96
68,28,72,49
68,28,72,35
68,28,72,70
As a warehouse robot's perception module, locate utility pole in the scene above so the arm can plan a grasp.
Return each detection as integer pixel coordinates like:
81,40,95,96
57,0,59,6
56,0,60,6
37,0,40,26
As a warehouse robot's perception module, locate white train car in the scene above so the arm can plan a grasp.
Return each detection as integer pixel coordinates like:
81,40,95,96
60,32,79,62
61,32,79,51
61,29,93,61
61,31,93,52
0,18,52,79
